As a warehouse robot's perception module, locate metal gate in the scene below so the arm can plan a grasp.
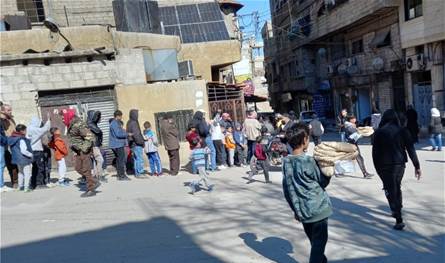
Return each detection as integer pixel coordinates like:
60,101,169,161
413,84,432,127
38,87,117,167
207,82,246,123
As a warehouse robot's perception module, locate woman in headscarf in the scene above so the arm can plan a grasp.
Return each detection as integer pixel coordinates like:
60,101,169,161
429,108,443,151
372,109,421,230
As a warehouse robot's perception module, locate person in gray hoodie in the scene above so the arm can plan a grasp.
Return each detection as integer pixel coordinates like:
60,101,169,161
27,115,51,189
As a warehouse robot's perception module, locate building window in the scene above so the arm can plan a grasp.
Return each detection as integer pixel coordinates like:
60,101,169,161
154,110,194,145
376,31,391,48
351,39,363,55
404,0,422,21
415,45,424,54
17,0,45,23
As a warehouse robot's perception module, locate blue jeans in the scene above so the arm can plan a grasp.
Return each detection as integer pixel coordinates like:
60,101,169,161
430,133,443,151
205,136,216,170
340,132,346,142
247,140,256,163
0,145,5,187
147,152,162,174
131,146,145,175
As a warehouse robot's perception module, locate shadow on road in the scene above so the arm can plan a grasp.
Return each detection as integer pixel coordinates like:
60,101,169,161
1,216,223,263
239,232,299,263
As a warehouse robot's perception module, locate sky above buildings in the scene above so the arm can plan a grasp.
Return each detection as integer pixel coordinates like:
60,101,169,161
239,0,271,40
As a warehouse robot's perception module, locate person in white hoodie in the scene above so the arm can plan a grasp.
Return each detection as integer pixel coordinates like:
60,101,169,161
429,108,443,151
27,115,51,189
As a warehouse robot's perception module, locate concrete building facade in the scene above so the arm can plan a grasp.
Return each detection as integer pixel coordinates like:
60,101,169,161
264,0,406,122
0,0,244,166
398,0,445,127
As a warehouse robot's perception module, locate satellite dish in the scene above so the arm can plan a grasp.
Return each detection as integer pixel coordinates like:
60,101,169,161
337,64,347,74
347,65,359,75
372,57,384,71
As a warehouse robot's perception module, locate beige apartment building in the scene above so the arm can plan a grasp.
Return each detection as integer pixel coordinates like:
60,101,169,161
398,0,445,127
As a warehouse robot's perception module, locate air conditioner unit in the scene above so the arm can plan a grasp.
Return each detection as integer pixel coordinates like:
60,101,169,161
178,60,194,79
406,54,427,72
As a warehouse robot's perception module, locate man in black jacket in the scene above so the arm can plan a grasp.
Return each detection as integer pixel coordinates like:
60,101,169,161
87,110,105,181
126,109,147,177
373,109,421,230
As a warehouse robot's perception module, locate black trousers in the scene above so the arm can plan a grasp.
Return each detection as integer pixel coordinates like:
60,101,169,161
257,160,270,182
32,151,46,187
377,164,405,220
312,136,321,146
213,140,225,165
4,150,18,186
112,147,127,178
303,218,328,263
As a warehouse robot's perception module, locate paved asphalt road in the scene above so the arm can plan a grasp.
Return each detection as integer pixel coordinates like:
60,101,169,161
1,135,444,263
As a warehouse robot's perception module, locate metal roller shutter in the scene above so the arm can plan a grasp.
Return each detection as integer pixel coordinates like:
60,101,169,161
38,86,117,167
85,100,117,166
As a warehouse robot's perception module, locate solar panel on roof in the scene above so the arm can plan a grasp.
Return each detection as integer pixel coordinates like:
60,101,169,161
164,25,180,36
198,2,223,22
177,4,200,24
158,2,230,44
159,6,177,26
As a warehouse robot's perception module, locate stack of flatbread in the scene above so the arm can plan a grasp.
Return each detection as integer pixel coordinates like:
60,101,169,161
314,142,359,177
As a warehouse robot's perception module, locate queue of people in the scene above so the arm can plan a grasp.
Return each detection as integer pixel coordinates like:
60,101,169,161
0,103,184,197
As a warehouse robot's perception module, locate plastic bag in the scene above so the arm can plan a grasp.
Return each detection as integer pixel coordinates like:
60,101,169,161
334,160,356,175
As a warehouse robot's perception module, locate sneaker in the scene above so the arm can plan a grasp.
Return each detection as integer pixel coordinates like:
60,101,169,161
24,188,32,193
80,191,97,198
248,172,254,181
189,183,197,194
79,178,87,185
393,222,405,230
35,185,49,190
47,183,57,188
118,176,131,181
134,174,149,179
265,180,272,184
218,165,227,170
207,184,214,192
58,181,69,187
0,186,14,192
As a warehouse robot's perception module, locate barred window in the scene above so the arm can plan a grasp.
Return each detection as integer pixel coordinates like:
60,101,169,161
17,0,45,23
154,110,194,145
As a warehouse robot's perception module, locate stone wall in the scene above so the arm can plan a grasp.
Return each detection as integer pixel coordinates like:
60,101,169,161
0,25,180,55
0,48,146,124
178,40,241,81
0,0,19,16
399,0,445,48
43,0,115,27
115,80,208,166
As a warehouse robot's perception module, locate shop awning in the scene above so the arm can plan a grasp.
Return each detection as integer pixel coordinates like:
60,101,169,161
369,29,390,48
